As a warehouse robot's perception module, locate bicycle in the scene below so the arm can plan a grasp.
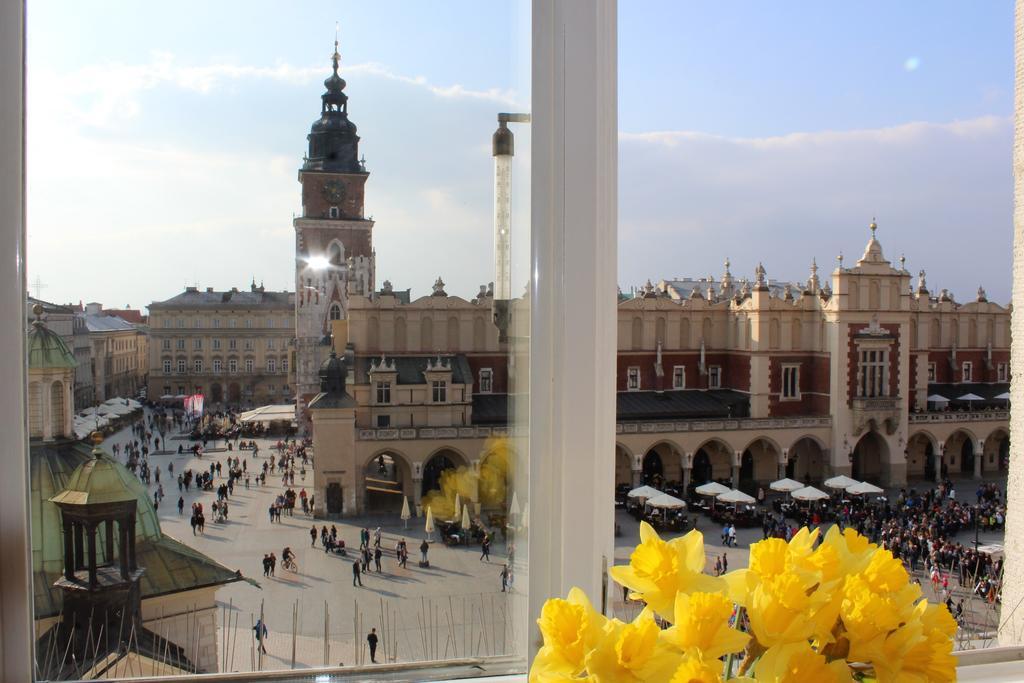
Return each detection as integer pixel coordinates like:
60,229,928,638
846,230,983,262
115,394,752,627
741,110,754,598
282,557,299,573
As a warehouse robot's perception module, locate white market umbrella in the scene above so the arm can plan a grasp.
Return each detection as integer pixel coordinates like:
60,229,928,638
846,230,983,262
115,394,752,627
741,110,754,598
927,394,950,403
509,491,521,518
400,496,411,529
627,485,663,500
847,481,884,496
695,482,731,497
791,485,830,502
461,504,472,530
424,506,435,538
958,393,985,402
994,392,1011,400
769,478,805,493
453,493,462,521
646,493,686,509
717,489,756,505
823,475,859,491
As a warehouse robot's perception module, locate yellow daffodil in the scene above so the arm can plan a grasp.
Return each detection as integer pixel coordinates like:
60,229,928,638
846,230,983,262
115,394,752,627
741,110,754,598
530,587,605,683
840,574,921,644
725,529,820,607
746,572,819,648
663,591,750,660
584,608,681,683
754,642,853,683
610,523,724,620
851,602,956,683
820,525,876,576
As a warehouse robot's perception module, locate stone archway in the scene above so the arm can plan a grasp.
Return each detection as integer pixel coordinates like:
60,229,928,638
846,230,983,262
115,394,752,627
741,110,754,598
986,429,1010,474
642,451,663,486
906,432,937,481
852,431,887,483
364,450,413,513
787,436,825,482
421,448,467,498
642,442,682,488
942,429,976,478
740,437,781,492
692,439,733,487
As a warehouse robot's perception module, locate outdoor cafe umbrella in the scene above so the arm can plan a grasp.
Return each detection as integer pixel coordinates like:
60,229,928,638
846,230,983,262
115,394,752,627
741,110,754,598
646,493,686,509
769,478,804,493
400,495,411,529
791,485,830,502
927,394,950,404
695,481,731,512
717,489,756,505
453,493,462,521
461,503,472,530
995,392,1011,401
958,392,984,409
823,475,859,491
627,485,663,500
846,481,884,496
425,506,435,539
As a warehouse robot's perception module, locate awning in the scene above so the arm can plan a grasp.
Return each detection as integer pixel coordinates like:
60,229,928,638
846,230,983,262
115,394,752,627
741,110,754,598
995,392,1011,400
823,475,858,490
238,404,297,423
769,478,804,493
646,493,686,509
695,482,731,497
627,485,663,500
847,481,884,496
717,489,756,504
927,394,949,403
791,485,829,501
957,393,985,402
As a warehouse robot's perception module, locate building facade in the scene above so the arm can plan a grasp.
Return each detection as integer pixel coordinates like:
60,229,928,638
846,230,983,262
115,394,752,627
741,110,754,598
27,297,95,410
147,284,295,409
83,302,148,402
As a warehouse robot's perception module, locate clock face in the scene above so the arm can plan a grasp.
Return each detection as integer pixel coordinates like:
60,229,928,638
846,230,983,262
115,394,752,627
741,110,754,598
323,180,346,204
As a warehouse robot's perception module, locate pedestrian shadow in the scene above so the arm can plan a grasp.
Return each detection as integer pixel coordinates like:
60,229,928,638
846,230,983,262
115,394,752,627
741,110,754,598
364,572,422,585
417,566,472,577
270,576,314,589
361,586,401,598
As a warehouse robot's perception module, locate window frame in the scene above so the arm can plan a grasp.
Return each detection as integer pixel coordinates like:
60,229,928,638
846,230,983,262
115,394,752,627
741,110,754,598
626,365,640,390
781,363,800,400
928,361,937,382
376,381,392,404
962,360,974,382
431,379,447,403
479,367,494,393
708,365,722,389
672,364,685,389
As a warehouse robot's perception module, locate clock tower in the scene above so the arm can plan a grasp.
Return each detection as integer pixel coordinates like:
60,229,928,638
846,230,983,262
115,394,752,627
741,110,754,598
294,38,375,423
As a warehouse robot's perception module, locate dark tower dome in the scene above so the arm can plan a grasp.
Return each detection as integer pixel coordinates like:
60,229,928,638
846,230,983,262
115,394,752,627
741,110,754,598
318,350,348,394
304,38,362,173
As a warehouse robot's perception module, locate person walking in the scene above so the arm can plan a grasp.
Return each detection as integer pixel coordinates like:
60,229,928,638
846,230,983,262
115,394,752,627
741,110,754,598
500,564,510,592
269,552,277,577
352,559,363,587
367,628,379,663
374,545,383,573
420,539,430,566
253,618,268,655
262,554,271,577
480,536,491,562
310,525,318,547
177,496,185,516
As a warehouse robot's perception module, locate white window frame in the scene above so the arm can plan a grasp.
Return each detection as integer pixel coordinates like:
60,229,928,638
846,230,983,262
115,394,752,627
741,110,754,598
228,359,238,374
212,339,221,350
858,347,889,398
213,359,222,374
626,365,640,390
0,3,617,678
431,380,447,403
193,358,203,373
781,363,800,400
376,381,392,404
161,338,170,350
267,358,276,373
928,361,937,382
479,367,494,393
708,365,722,389
245,358,254,374
672,364,685,389
162,359,171,374
329,205,339,218
193,338,202,350
962,360,973,382
213,318,220,328
177,359,186,374
999,362,1008,382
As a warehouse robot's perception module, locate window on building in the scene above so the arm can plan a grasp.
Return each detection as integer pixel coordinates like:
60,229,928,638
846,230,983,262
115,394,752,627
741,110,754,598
213,339,221,350
228,359,238,374
213,359,222,373
376,381,391,404
626,366,640,390
282,358,289,373
329,206,339,218
709,365,722,389
267,359,276,373
229,318,236,328
782,364,800,399
177,318,184,328
431,380,447,403
193,338,201,350
176,359,186,374
858,348,889,398
377,414,391,428
213,318,220,328
194,359,203,373
162,360,171,374
229,339,237,350
175,338,185,350
267,318,274,328
672,365,685,389
479,368,493,393
928,362,937,382
998,362,1008,382
244,339,253,351
245,359,254,374
194,318,201,328
267,384,275,393
161,339,170,350
245,319,253,328
267,339,275,349
962,361,973,382
329,303,342,321
162,319,170,328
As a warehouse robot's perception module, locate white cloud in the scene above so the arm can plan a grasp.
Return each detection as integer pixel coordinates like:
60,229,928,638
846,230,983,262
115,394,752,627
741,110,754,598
618,115,1012,303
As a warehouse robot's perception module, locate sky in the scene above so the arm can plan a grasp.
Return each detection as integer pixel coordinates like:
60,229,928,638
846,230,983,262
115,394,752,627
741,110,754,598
26,1,1014,309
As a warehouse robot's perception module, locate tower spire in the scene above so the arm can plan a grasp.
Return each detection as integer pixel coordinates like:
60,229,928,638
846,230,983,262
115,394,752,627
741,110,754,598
332,22,341,76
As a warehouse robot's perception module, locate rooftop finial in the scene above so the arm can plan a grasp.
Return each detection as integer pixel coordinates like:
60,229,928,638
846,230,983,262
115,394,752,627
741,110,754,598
332,22,341,75
869,217,878,238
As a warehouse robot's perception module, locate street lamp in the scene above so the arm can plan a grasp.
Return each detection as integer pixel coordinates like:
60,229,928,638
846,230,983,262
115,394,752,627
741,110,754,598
492,112,530,343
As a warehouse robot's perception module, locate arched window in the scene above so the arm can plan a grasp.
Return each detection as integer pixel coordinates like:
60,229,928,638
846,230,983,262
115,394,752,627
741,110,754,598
328,241,344,267
329,303,342,321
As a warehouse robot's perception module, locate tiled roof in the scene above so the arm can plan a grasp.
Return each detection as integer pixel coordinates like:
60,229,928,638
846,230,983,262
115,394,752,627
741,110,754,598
85,314,137,332
617,389,750,421
353,355,473,385
471,394,508,424
149,289,293,310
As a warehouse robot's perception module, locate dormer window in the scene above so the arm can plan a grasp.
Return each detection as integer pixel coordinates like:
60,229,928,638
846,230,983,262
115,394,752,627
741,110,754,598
329,206,339,219
431,380,447,403
329,303,342,321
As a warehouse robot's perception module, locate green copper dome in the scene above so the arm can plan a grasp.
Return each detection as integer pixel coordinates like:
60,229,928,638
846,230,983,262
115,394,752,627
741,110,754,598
50,448,141,506
27,317,76,370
